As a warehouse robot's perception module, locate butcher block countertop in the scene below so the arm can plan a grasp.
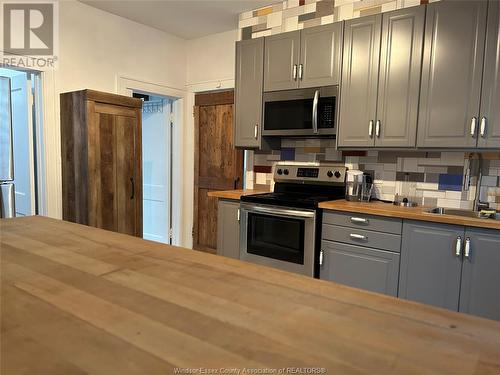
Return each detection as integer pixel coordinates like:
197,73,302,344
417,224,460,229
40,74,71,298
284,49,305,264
207,189,269,200
2,217,500,374
319,200,500,230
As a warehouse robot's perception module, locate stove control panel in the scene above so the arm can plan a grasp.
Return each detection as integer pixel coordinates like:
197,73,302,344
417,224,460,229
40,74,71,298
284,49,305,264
274,164,346,184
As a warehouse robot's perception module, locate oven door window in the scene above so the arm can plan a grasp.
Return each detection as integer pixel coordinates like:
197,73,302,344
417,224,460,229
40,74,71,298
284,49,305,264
247,212,305,264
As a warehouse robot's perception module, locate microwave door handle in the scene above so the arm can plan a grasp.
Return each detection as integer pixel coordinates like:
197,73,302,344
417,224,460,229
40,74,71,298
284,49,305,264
312,89,319,134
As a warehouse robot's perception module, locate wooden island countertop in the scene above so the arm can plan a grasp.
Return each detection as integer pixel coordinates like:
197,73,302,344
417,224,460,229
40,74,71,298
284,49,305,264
319,200,500,230
2,216,500,374
207,189,269,200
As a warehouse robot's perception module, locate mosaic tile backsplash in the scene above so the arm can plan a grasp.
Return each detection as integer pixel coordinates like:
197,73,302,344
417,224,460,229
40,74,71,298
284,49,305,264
245,139,500,211
239,0,440,40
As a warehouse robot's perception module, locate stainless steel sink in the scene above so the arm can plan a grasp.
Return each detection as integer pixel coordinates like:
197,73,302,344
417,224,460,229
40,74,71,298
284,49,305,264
426,207,499,220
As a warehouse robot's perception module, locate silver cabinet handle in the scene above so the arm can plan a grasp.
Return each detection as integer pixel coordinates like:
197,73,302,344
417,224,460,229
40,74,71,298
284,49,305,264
464,237,471,260
312,90,319,134
455,236,462,257
237,208,240,222
470,117,477,137
319,249,324,267
480,117,487,138
254,124,258,139
350,217,368,224
368,120,374,138
350,233,367,241
298,64,303,80
375,120,381,138
293,64,298,80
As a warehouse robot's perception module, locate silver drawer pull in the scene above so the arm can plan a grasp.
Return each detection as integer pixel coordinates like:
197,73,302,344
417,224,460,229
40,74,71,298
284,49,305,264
319,249,324,267
480,117,487,138
368,120,374,138
464,237,471,260
470,117,477,137
455,236,462,257
350,233,367,241
350,217,368,224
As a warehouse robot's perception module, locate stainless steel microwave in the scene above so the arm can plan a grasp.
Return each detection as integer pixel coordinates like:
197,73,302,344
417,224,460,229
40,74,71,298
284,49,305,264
262,86,338,137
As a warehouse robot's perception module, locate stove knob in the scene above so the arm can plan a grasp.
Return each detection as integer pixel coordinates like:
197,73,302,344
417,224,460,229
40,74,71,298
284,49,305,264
277,168,283,175
327,171,334,178
283,169,289,175
334,171,342,178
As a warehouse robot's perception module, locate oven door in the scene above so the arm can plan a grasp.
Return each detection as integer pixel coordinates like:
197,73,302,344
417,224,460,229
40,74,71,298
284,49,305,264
262,86,338,137
239,203,316,276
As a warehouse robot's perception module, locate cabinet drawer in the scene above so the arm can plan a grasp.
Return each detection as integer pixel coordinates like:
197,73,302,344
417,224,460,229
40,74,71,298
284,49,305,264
322,224,401,253
323,211,402,234
320,240,400,297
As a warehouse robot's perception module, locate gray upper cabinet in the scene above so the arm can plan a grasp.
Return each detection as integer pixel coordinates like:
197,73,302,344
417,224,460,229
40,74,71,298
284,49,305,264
234,38,264,148
478,0,500,149
321,240,400,297
375,6,424,148
299,23,343,88
264,31,300,91
417,1,487,148
399,221,464,311
216,200,240,259
338,14,382,148
459,228,500,321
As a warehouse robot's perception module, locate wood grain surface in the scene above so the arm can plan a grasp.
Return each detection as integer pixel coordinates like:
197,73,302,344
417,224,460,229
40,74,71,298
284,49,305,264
207,189,270,200
2,216,500,374
319,200,500,230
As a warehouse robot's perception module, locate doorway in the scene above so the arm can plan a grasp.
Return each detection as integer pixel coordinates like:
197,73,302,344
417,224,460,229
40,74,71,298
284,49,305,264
0,68,42,217
135,92,175,244
193,90,244,253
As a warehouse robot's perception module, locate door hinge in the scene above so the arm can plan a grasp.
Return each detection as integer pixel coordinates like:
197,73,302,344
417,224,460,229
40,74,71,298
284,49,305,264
169,228,173,239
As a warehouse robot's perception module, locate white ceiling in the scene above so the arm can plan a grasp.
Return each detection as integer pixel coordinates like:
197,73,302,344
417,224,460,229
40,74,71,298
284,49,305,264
80,0,273,40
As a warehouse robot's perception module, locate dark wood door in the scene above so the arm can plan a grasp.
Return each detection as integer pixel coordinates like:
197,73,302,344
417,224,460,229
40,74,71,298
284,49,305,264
88,102,141,236
193,91,243,253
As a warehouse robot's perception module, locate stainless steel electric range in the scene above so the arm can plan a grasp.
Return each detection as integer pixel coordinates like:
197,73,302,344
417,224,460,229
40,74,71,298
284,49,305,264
240,163,347,277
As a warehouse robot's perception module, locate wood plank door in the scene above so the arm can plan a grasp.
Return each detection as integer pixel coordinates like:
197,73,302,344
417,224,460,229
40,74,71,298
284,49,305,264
193,91,243,253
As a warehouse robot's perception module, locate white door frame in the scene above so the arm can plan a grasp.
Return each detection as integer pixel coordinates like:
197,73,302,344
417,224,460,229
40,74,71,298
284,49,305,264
117,76,186,246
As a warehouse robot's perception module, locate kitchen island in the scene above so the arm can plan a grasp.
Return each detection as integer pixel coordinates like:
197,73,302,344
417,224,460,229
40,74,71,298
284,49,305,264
2,216,500,374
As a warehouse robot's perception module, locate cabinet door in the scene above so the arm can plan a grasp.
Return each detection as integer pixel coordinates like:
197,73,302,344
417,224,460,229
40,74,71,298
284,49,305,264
375,6,424,147
264,31,300,91
417,1,487,148
235,38,264,148
217,200,240,259
479,1,500,149
320,240,400,297
299,23,342,88
338,15,381,148
459,228,500,321
399,221,464,311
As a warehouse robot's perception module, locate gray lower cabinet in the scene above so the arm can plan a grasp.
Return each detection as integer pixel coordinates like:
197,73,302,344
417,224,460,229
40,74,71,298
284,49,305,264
216,200,240,259
417,0,487,148
479,0,500,149
264,31,300,91
299,23,343,88
321,240,400,297
375,6,424,148
338,14,381,148
234,38,264,149
399,221,463,311
459,228,500,321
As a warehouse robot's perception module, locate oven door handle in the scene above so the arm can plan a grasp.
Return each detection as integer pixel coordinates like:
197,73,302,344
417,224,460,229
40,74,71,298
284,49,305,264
240,204,315,219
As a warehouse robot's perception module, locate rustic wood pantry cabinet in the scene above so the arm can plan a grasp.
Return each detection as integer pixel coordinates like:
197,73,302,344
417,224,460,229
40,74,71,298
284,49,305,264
61,90,143,237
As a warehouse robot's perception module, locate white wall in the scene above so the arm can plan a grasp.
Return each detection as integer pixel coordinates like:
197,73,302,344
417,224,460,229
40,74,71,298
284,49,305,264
182,29,238,248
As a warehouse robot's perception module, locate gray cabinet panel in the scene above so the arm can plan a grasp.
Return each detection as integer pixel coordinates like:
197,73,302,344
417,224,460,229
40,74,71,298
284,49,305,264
375,6,424,147
479,1,500,149
264,31,300,92
459,228,500,321
321,240,400,297
417,1,487,148
338,15,381,148
216,200,240,259
323,211,402,234
322,224,401,253
399,221,463,311
234,38,264,148
299,23,343,88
